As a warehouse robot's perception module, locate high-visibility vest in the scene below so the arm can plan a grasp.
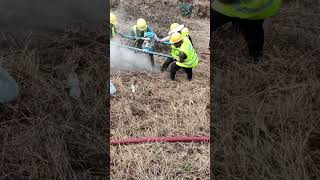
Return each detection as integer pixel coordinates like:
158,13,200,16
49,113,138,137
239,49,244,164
170,30,189,59
176,38,199,68
212,0,282,20
170,45,180,60
132,25,148,37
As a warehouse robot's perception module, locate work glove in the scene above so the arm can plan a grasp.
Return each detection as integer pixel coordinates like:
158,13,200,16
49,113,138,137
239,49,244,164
179,51,187,63
162,41,173,45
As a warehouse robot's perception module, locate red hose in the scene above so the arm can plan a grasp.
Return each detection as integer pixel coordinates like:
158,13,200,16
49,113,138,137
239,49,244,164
198,52,210,56
110,136,210,145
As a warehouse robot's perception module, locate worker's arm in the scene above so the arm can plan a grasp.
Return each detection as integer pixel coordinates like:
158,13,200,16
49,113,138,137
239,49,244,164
178,51,187,63
130,29,135,37
159,35,170,42
147,26,160,40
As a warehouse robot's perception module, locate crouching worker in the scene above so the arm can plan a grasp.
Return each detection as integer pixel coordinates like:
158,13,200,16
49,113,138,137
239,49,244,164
131,18,159,67
162,32,198,81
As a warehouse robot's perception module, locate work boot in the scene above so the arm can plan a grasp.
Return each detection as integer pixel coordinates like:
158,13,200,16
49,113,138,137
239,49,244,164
249,55,262,64
249,50,263,64
150,54,155,67
253,57,260,64
232,21,241,34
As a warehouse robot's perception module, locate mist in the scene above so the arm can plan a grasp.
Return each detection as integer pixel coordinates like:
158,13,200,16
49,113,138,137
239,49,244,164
110,39,160,72
109,9,163,73
0,0,107,31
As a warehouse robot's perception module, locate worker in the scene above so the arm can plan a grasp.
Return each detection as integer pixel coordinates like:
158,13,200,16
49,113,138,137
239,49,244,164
157,23,179,42
131,18,158,48
211,0,282,62
180,27,193,45
161,32,198,81
158,23,193,45
110,13,117,39
110,13,125,40
170,23,180,32
109,13,118,95
131,18,158,67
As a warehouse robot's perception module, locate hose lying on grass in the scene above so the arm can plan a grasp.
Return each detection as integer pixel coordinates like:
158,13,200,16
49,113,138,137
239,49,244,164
110,136,210,145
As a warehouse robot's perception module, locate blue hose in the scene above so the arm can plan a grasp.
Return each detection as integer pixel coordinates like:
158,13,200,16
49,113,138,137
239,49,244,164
120,34,173,45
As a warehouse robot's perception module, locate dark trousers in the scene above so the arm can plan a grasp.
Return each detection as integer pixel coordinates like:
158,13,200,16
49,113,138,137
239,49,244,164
162,57,192,80
211,9,264,61
170,62,193,81
134,41,154,67
149,54,155,67
161,57,175,71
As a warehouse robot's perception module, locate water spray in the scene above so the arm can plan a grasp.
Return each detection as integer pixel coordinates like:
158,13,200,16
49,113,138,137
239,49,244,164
111,41,173,59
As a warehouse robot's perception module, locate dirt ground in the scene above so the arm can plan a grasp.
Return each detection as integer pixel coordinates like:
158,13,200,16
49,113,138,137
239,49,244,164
212,0,320,179
110,0,210,179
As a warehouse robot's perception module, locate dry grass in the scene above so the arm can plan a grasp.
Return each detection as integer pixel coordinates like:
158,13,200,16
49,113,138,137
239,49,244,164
110,70,210,179
111,0,210,179
111,143,209,179
0,24,108,179
212,1,320,179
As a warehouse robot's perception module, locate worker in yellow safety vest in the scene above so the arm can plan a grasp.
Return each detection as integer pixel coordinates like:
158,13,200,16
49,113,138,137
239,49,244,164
162,32,198,81
211,0,282,62
110,13,117,39
158,23,193,45
180,27,193,44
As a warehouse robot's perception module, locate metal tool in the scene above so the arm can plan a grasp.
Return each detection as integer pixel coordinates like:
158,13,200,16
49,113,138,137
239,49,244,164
111,41,173,59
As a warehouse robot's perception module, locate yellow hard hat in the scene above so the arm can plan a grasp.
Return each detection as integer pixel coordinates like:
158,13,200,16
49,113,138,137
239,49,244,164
110,13,117,25
181,27,189,37
170,23,179,31
137,18,147,31
170,32,183,43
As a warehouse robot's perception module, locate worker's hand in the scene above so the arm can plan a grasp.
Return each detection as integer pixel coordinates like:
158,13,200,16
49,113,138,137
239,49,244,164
154,37,160,42
179,51,187,63
142,49,149,53
162,41,173,45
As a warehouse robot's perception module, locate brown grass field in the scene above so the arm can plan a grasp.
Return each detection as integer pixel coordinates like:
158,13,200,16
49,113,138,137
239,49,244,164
110,0,210,179
0,25,108,179
212,0,320,179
